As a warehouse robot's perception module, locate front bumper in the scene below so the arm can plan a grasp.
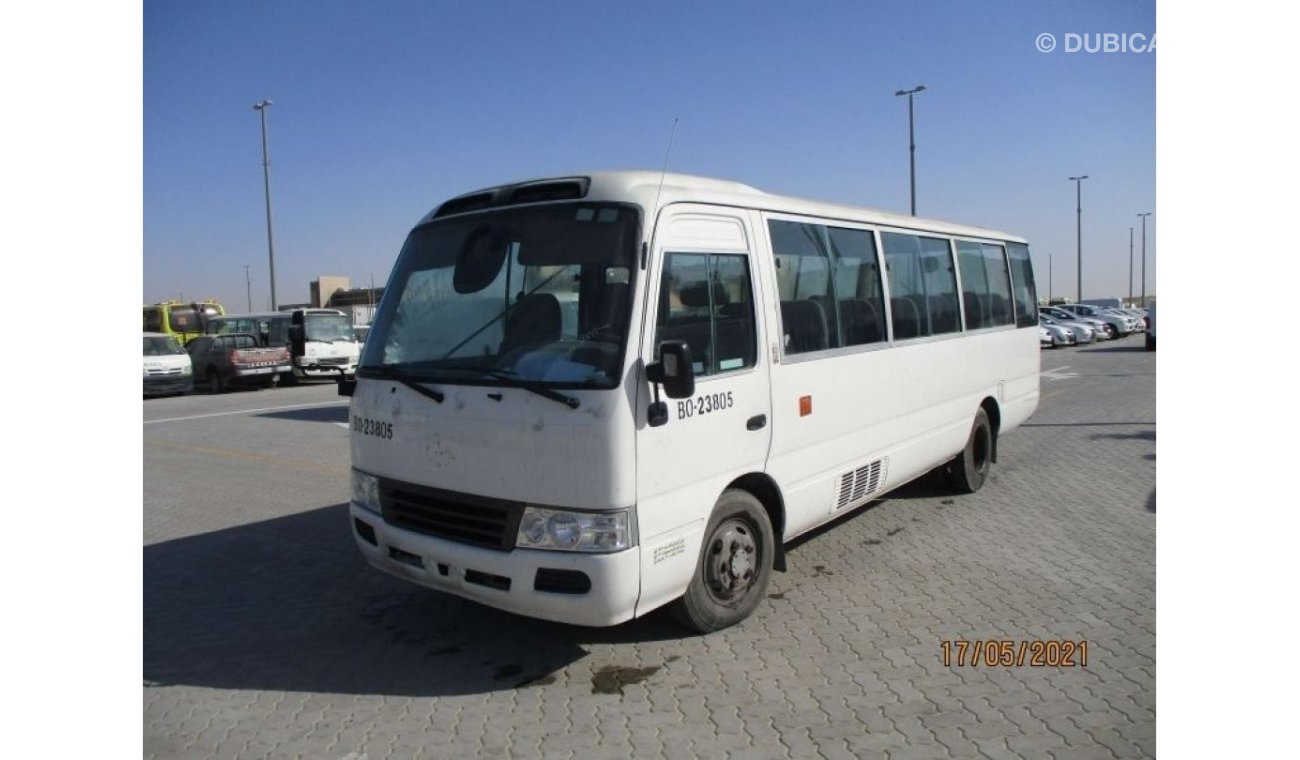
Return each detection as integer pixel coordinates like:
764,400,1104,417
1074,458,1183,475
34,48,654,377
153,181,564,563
232,365,289,382
350,503,642,627
298,360,358,378
144,375,193,395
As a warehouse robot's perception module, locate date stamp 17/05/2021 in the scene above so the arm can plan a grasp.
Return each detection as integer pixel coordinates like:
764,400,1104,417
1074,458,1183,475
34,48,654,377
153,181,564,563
940,640,1089,668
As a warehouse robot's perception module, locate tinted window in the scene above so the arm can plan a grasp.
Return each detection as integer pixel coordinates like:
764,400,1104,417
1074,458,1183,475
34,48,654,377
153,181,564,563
882,232,960,339
143,336,184,356
1006,243,1039,327
955,241,1015,330
768,219,886,353
656,253,756,376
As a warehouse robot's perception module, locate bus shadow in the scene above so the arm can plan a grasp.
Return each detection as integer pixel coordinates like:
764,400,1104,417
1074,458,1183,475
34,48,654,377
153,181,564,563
782,475,949,554
255,405,349,424
144,503,686,697
1080,344,1151,353
1090,429,1156,442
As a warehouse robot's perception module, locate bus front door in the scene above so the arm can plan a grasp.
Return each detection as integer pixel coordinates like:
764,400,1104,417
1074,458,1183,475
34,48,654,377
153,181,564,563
634,211,773,617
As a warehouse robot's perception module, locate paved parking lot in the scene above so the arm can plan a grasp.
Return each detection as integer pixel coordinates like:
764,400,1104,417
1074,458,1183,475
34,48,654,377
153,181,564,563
144,338,1155,758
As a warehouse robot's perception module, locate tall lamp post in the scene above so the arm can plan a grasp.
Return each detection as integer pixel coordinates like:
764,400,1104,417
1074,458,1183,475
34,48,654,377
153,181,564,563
253,100,279,311
1137,212,1152,307
244,264,252,312
1128,227,1134,306
894,85,926,216
1068,175,1089,303
1048,252,1053,303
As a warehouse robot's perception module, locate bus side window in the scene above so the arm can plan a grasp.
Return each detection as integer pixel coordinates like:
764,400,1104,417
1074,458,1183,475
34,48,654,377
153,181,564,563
656,253,757,376
769,219,885,352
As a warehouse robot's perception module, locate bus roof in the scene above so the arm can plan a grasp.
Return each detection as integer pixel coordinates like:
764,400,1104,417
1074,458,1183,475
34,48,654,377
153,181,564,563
212,308,346,320
424,170,1027,244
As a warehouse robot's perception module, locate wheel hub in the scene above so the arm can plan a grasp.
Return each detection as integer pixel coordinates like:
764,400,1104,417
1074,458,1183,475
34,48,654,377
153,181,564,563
707,520,757,599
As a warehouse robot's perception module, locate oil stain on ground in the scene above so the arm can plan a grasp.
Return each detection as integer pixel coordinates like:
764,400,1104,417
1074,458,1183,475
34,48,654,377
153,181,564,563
591,665,661,694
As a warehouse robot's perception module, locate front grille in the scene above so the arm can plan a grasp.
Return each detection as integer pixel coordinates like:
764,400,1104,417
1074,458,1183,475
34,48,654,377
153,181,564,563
146,367,183,376
318,357,352,366
380,478,524,551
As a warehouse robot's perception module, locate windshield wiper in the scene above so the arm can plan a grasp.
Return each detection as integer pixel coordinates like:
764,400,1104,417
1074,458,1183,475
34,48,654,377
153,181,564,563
472,367,580,410
358,364,445,404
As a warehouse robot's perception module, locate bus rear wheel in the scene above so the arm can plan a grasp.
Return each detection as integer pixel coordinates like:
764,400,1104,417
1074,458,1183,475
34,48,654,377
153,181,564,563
671,489,773,634
949,408,992,494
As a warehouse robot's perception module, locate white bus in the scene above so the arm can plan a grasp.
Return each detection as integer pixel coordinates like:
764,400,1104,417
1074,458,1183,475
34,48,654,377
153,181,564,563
208,308,360,383
346,172,1040,632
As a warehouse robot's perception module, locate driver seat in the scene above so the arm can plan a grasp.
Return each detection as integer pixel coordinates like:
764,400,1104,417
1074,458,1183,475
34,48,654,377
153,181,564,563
500,293,562,357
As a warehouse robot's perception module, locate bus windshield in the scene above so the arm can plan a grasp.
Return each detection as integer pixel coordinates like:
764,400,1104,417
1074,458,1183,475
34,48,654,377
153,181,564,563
304,313,356,343
361,202,639,389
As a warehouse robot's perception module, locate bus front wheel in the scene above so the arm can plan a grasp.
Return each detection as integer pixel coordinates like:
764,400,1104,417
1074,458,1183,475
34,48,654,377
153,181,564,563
671,489,774,634
949,408,992,494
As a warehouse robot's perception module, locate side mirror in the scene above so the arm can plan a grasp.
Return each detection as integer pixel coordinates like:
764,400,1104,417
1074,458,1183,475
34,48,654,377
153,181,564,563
330,366,356,397
646,340,695,400
289,324,306,356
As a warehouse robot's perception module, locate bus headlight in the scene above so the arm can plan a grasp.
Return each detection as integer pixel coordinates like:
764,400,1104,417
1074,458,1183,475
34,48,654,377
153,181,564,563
516,507,631,553
351,469,381,514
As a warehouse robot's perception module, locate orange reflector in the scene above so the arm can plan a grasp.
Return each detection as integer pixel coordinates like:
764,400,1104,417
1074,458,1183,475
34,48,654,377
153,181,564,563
799,395,812,416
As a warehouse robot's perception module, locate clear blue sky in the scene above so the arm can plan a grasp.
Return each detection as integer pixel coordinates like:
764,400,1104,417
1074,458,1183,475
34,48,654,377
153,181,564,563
144,0,1155,311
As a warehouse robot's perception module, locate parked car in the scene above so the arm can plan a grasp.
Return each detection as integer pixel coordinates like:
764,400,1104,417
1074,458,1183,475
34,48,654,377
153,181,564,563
143,333,193,397
1056,303,1138,338
1039,308,1101,342
186,333,292,393
1112,308,1147,330
1039,326,1053,348
1145,304,1156,351
1038,316,1077,347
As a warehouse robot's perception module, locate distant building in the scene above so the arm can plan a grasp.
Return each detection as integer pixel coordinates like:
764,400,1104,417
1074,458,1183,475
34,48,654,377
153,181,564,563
310,276,352,308
325,286,385,326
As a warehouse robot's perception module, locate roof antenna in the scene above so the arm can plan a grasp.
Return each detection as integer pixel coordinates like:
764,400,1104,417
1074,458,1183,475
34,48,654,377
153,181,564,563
645,117,679,269
653,117,679,211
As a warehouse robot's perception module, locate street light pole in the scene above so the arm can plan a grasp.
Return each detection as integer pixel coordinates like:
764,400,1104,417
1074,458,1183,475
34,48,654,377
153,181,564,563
1128,227,1134,306
1137,212,1152,307
1068,175,1089,303
244,264,252,313
1048,252,1053,303
253,100,279,311
894,85,926,216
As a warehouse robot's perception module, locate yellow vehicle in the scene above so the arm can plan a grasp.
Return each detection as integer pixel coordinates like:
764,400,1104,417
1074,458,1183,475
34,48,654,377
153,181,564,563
143,300,225,344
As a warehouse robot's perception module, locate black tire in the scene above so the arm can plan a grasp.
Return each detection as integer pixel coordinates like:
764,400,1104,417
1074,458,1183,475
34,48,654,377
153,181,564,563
207,368,224,394
1145,334,1155,351
1104,325,1117,340
281,370,299,387
949,408,992,494
671,489,774,633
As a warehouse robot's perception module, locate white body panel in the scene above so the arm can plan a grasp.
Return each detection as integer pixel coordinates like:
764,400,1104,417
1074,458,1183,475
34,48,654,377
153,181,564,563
350,171,1040,626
